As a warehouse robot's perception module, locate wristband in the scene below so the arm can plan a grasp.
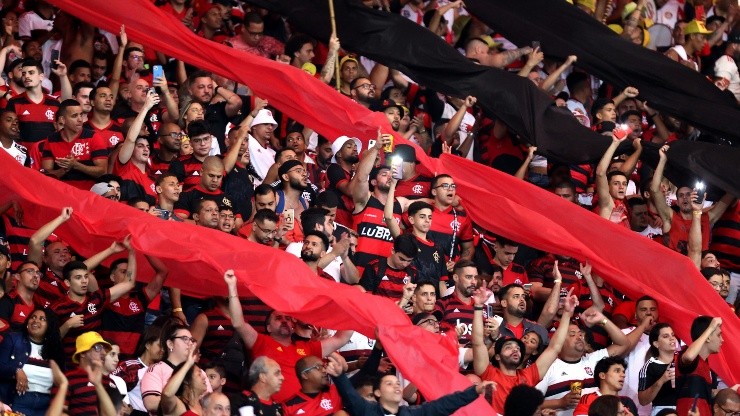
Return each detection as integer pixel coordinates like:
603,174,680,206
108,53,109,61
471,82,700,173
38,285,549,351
172,307,183,313
214,86,221,96
693,210,702,217
473,306,484,311
599,318,608,327
554,279,562,284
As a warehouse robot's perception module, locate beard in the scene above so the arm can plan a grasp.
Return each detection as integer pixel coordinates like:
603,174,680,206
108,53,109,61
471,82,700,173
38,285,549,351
301,251,320,262
343,155,360,164
506,303,525,318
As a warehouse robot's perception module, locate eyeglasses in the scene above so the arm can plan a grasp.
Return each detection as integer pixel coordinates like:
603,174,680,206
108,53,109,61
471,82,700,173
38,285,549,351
353,83,375,90
434,183,457,190
91,344,107,352
255,222,278,236
159,132,188,140
20,268,42,277
172,335,197,344
417,319,440,327
300,363,325,374
718,405,740,416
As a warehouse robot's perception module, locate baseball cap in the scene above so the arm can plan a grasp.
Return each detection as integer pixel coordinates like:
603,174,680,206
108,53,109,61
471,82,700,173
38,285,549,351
90,182,113,196
390,144,418,164
250,109,278,128
411,311,443,325
339,55,358,69
476,35,503,50
371,99,406,118
73,332,111,363
684,19,712,35
331,136,362,163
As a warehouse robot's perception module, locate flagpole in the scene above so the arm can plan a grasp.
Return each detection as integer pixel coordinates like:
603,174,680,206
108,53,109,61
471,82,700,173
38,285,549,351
328,0,340,91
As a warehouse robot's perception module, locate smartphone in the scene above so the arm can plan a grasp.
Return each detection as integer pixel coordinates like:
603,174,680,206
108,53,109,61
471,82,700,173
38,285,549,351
694,181,705,204
485,304,493,318
390,156,403,180
492,315,503,326
152,65,164,94
50,49,60,70
283,208,295,231
523,283,533,291
532,41,540,50
613,123,633,140
382,133,394,153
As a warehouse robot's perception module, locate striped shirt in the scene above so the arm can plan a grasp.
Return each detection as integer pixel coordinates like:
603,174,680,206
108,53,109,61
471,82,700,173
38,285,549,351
51,289,111,369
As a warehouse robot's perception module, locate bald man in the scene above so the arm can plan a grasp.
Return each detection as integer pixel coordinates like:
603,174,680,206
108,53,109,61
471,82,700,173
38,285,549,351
175,156,241,221
464,37,532,68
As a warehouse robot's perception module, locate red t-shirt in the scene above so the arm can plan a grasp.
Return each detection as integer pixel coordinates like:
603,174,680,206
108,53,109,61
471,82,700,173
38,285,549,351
250,334,323,402
282,385,343,416
667,211,709,255
480,363,540,414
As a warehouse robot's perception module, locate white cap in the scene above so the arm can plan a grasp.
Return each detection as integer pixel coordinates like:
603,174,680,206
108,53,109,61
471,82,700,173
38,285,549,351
250,109,278,128
90,182,113,196
331,136,362,163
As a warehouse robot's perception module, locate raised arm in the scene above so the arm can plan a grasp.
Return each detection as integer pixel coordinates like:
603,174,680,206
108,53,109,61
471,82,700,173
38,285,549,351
688,191,704,269
212,80,242,118
28,207,72,265
85,359,117,416
45,360,68,416
649,145,674,232
321,330,354,356
350,130,386,210
142,254,169,301
160,347,197,416
536,261,564,327
579,307,637,357
384,178,402,238
443,96,476,145
536,289,577,378
224,270,258,349
620,138,642,179
708,193,735,226
118,90,159,165
580,261,605,312
83,241,126,292
153,72,179,123
326,353,377,416
612,86,639,107
681,317,721,365
540,55,577,93
320,35,341,85
471,287,493,376
515,146,537,181
51,61,73,101
109,25,127,101
595,133,622,217
108,236,136,302
517,47,544,78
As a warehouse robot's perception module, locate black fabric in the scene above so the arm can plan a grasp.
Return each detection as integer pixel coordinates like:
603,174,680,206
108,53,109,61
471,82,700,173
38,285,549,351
251,0,740,196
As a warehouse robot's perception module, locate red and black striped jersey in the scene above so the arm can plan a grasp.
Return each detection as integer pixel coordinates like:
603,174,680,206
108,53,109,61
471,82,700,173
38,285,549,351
0,84,23,109
0,290,34,334
502,263,529,286
569,163,594,194
527,254,582,293
179,154,205,191
394,174,433,199
282,385,343,416
84,119,124,151
6,92,60,144
35,267,68,308
51,289,111,369
353,196,402,274
198,308,234,365
101,289,151,358
710,202,740,273
428,205,474,261
0,214,34,270
240,294,272,334
434,292,475,345
360,258,417,300
112,358,147,392
150,151,187,182
63,367,118,416
41,129,109,190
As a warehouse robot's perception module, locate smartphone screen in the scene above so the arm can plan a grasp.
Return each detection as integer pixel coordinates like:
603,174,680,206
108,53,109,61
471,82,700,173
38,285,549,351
50,50,60,69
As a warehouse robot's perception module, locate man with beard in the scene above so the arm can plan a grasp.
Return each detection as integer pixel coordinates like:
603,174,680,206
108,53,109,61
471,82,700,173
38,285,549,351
150,122,186,181
349,77,377,108
41,99,108,190
435,259,478,345
651,145,734,255
276,159,309,218
247,108,278,184
300,230,334,280
497,283,549,343
224,270,353,402
573,357,632,416
0,58,26,108
283,355,344,416
186,70,242,151
428,174,474,267
0,109,29,166
373,100,403,131
175,156,240,222
85,86,125,154
328,135,362,226
536,308,642,415
472,285,577,415
247,209,281,247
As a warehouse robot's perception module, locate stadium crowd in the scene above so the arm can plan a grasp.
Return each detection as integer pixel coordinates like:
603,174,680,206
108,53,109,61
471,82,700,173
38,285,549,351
0,0,739,415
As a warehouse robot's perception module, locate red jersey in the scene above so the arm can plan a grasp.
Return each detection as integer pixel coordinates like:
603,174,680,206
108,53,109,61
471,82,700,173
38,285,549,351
502,263,529,286
0,214,34,270
360,257,418,300
250,333,323,402
101,289,152,357
0,290,34,334
573,391,601,416
113,158,157,198
667,211,709,255
240,294,273,334
84,119,124,151
35,267,68,308
41,129,109,190
394,174,432,199
676,346,713,416
51,289,111,368
528,254,582,294
427,205,474,261
179,154,205,191
480,364,540,414
353,196,402,275
282,385,343,416
593,198,630,229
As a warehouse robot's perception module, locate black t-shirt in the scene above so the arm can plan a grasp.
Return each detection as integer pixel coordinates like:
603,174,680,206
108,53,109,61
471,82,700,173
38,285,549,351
638,357,677,408
223,163,254,220
413,235,446,290
230,390,282,416
204,100,231,153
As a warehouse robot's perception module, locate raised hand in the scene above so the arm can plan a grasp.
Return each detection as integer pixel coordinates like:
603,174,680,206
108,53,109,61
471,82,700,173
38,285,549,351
223,269,237,287
60,207,73,221
579,306,606,328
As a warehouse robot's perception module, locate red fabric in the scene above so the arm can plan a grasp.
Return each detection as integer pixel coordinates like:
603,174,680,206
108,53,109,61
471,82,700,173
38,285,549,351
18,0,740,402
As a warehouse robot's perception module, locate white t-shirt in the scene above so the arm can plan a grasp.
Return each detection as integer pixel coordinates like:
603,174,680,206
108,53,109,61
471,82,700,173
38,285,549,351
714,55,740,103
621,328,652,416
536,348,610,416
566,99,591,127
1,140,29,166
655,0,683,29
442,103,476,160
24,342,53,394
247,134,276,185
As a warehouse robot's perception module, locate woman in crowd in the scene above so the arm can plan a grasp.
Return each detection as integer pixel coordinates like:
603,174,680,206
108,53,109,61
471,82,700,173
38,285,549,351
0,308,63,416
115,323,164,416
638,323,677,415
160,347,207,416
